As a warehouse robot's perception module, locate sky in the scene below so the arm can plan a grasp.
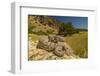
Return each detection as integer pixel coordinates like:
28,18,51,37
50,16,88,29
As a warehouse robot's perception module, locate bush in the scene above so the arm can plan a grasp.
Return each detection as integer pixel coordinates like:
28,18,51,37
58,22,75,36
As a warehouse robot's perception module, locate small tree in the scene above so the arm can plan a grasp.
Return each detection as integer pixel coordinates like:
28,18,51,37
58,22,75,36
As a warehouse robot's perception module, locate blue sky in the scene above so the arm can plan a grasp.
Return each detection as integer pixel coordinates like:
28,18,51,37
50,16,88,29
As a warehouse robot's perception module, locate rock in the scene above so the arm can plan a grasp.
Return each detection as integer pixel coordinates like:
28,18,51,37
65,49,73,56
34,54,45,60
28,50,34,58
47,42,55,51
48,35,56,42
55,35,64,42
42,54,49,60
62,42,74,56
37,36,56,51
37,38,49,50
32,49,48,60
32,50,38,56
69,56,75,59
53,42,75,57
37,36,48,50
63,54,69,58
36,35,75,58
51,56,58,59
53,46,65,57
48,35,64,43
37,35,65,51
37,49,48,55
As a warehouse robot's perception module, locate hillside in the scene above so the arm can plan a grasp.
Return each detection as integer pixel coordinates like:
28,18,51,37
28,15,61,35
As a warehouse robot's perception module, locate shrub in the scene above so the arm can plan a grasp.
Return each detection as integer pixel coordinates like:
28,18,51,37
58,22,75,36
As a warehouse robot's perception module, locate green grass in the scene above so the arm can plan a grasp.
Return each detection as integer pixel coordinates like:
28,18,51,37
65,32,88,58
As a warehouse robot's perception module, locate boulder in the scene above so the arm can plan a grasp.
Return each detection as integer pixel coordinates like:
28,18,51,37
55,35,64,42
47,42,55,51
37,36,49,50
53,46,65,57
48,35,64,43
37,35,74,57
48,35,57,43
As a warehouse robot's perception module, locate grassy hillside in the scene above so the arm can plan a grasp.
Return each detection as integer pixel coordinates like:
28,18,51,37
65,32,88,58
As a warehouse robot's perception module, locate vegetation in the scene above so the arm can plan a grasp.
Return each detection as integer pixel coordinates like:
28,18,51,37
65,32,88,58
58,22,77,36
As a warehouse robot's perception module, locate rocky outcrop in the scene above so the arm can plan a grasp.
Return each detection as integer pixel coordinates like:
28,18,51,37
37,35,74,57
28,36,79,60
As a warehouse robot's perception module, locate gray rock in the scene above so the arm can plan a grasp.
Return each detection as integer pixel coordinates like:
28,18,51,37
47,42,55,51
37,35,74,57
55,36,64,42
48,35,57,43
37,36,55,51
53,46,65,57
48,35,64,43
37,36,49,50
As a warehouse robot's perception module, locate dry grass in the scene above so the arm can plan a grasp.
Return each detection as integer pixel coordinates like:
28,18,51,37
65,32,88,58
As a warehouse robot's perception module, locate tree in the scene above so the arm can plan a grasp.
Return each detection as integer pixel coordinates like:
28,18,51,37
58,22,75,36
